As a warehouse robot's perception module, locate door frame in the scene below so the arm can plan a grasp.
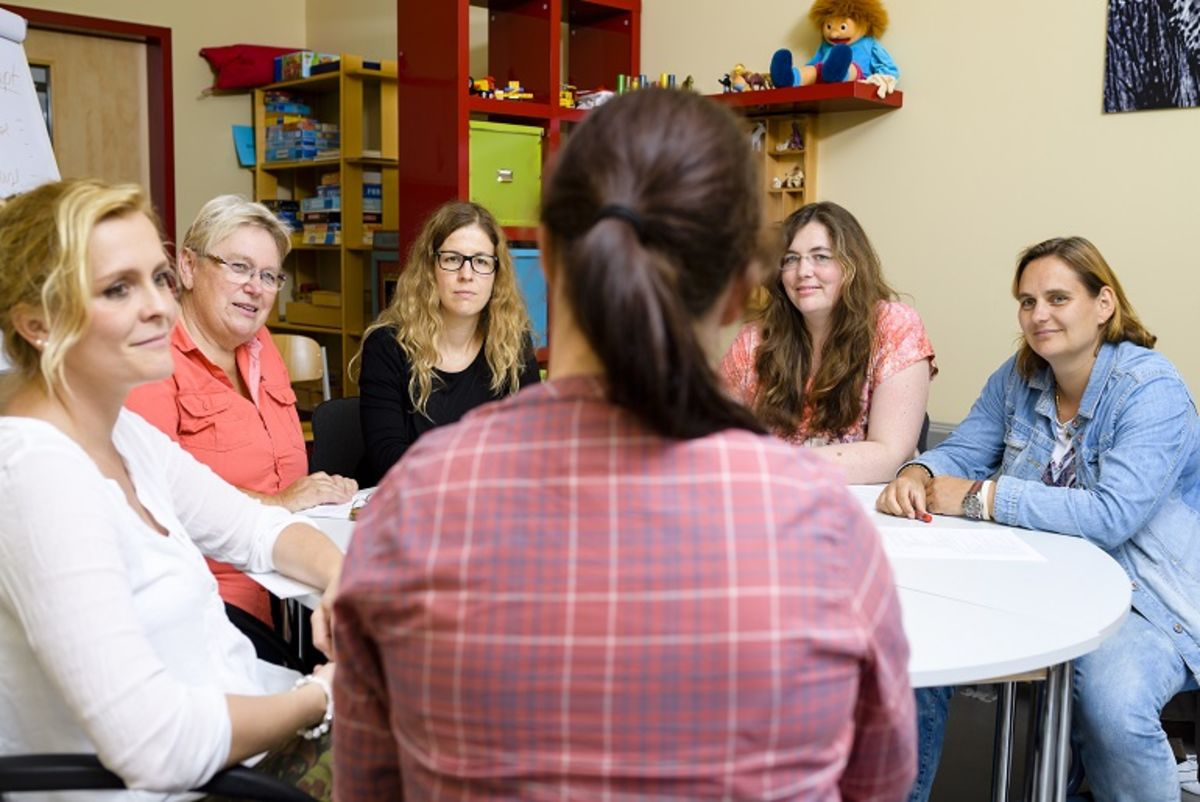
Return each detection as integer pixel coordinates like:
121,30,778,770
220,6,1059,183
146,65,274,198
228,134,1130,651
1,4,174,238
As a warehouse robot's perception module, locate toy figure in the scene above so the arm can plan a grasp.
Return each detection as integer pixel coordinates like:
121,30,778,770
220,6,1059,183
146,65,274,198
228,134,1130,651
769,0,898,98
718,73,733,93
730,63,773,92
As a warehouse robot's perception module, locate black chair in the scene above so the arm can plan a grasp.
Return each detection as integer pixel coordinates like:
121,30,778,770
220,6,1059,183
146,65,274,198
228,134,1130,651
308,396,364,484
0,754,316,801
918,411,931,453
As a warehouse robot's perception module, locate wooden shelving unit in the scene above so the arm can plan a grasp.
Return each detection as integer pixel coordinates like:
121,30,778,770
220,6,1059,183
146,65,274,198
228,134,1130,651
712,82,902,227
252,54,398,396
396,0,641,250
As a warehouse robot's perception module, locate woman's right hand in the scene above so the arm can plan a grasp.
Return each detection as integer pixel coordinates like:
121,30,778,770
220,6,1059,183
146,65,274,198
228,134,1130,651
876,467,930,520
277,472,358,512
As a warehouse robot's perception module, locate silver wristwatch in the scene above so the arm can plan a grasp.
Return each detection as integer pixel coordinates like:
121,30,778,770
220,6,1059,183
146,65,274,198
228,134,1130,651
962,480,985,521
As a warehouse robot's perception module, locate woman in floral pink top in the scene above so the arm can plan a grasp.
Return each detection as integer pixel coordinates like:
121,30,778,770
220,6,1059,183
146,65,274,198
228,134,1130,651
721,202,936,483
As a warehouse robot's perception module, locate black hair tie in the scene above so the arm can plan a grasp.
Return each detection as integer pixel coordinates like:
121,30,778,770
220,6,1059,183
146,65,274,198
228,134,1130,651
594,204,646,241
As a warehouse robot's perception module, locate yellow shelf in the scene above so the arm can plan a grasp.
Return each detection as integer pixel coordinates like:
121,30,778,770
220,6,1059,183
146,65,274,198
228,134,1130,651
254,53,399,397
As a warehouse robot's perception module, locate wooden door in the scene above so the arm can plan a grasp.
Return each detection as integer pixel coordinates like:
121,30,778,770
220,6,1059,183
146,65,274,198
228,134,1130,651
23,28,150,189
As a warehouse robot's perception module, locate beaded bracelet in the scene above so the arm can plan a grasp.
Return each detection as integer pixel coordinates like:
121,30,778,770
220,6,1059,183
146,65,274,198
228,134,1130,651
294,673,333,740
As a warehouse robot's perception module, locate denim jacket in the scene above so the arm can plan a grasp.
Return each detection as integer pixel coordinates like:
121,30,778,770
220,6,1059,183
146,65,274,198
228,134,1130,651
914,341,1200,676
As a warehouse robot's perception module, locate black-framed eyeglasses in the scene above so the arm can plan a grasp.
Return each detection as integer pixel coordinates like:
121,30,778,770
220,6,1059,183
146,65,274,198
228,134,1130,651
435,250,498,275
201,252,288,291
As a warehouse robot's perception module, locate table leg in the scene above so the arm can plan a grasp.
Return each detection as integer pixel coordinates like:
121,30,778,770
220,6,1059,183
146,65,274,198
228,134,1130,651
288,598,308,667
1035,664,1063,801
991,681,1016,802
1052,662,1074,802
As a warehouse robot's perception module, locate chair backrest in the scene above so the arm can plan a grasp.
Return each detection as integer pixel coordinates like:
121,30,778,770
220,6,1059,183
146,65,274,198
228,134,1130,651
271,333,331,401
918,412,931,453
0,754,316,801
309,396,364,482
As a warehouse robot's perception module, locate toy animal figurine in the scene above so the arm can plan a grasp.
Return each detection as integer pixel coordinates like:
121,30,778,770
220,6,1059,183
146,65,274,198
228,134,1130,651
682,74,695,92
769,0,899,98
749,121,767,151
730,63,751,92
746,72,773,90
784,165,804,188
718,73,733,93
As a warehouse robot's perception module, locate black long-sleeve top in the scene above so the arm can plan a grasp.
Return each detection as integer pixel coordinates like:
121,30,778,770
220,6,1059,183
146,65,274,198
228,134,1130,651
358,326,541,486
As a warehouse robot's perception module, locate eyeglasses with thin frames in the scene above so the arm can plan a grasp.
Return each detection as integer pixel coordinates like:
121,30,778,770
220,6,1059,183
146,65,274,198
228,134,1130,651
435,250,498,275
201,252,288,291
779,251,837,272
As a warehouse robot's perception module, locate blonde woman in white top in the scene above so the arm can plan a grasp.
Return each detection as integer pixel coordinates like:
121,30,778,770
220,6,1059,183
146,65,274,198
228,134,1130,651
0,179,341,800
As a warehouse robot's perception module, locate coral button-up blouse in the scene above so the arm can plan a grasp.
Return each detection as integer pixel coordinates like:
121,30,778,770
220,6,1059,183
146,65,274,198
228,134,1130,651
125,323,308,624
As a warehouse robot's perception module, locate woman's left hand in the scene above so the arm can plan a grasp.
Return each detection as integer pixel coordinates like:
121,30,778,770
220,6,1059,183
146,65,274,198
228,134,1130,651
277,472,358,512
311,569,339,659
924,476,975,517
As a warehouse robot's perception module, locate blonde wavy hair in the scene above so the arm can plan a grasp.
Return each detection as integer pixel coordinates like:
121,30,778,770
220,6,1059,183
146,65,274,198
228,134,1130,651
0,179,159,396
352,201,531,415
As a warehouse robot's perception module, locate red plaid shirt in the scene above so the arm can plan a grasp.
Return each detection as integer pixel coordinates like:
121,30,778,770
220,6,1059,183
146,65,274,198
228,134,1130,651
334,377,915,801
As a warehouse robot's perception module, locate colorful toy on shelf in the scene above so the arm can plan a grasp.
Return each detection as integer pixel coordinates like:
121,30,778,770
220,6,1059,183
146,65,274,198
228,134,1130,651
729,63,773,92
682,75,695,92
469,75,496,99
769,0,899,99
776,120,805,152
559,84,577,108
575,88,614,109
771,165,805,190
494,80,534,101
718,73,733,93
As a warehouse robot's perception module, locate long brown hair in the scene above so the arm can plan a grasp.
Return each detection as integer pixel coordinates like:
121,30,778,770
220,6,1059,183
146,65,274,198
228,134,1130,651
540,88,765,439
351,201,531,415
752,202,896,438
1012,236,1156,379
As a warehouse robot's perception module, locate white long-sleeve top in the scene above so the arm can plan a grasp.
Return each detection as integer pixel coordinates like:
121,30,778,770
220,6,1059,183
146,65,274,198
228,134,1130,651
0,410,310,801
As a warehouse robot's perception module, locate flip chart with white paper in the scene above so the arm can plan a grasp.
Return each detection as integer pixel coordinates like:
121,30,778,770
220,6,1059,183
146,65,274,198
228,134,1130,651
0,8,60,198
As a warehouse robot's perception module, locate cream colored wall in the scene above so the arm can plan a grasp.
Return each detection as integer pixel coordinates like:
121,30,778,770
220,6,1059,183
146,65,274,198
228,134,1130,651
305,0,395,61
11,0,305,245
644,0,1200,423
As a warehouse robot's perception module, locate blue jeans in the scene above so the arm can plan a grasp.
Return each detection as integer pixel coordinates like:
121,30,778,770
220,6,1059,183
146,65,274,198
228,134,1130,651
907,686,954,802
1073,609,1198,802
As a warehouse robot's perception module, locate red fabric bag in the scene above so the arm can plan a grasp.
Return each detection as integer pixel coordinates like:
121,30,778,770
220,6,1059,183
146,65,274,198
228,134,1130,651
199,44,297,91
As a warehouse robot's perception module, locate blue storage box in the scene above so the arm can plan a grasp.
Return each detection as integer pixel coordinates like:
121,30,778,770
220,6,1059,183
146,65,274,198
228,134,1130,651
511,248,547,349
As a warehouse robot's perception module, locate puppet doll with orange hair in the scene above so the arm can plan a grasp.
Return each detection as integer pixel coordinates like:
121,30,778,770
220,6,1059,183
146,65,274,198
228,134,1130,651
770,0,898,98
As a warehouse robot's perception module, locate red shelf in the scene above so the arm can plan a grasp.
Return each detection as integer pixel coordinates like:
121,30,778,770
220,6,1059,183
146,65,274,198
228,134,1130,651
467,96,555,120
503,226,539,243
555,107,588,123
708,82,903,114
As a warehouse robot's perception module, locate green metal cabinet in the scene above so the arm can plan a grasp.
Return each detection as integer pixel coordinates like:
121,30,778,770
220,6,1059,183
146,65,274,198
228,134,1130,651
469,121,542,227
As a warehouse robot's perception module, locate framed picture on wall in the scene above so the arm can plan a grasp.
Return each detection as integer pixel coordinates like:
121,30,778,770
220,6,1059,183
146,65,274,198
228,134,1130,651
369,231,401,316
1104,0,1200,112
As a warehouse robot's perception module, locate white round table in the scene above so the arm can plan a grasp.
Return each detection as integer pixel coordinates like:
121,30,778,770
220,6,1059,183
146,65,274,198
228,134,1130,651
847,485,1131,802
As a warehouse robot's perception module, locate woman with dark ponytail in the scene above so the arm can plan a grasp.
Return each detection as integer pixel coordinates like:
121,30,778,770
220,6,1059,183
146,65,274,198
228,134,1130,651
335,89,917,801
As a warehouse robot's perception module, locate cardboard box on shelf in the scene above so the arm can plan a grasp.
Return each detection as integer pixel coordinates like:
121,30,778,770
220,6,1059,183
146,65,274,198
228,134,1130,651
284,301,340,328
274,51,340,82
310,290,342,307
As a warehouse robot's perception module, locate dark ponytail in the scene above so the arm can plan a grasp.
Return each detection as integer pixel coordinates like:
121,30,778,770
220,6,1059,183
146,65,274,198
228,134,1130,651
541,88,765,439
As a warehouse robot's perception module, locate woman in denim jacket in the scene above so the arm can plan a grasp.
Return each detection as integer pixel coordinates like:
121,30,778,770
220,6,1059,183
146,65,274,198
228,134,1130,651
879,236,1200,801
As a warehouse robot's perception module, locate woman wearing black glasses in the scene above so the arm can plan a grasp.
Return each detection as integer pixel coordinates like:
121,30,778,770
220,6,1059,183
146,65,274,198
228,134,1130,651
352,201,540,487
127,194,356,629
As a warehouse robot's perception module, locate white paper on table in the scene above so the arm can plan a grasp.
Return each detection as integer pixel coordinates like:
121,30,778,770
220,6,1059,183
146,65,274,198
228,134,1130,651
299,486,376,520
880,525,1045,562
